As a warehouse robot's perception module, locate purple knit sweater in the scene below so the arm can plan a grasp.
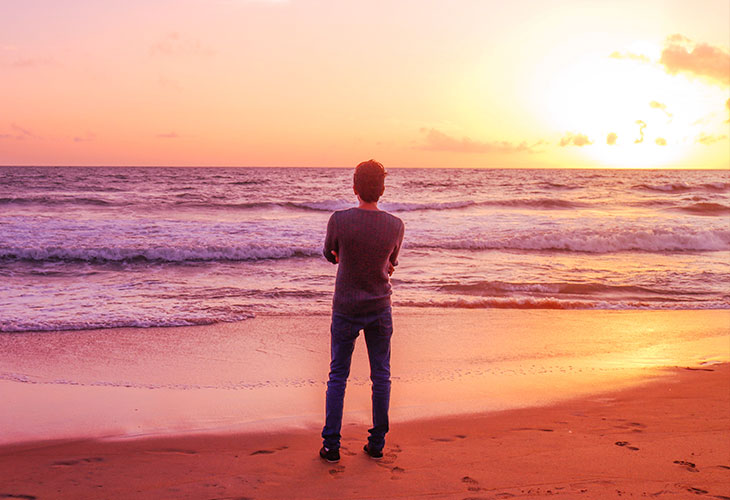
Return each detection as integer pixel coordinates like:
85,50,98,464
323,207,405,315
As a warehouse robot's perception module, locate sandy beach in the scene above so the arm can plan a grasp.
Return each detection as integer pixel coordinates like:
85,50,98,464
1,309,729,499
1,363,728,499
2,0,729,497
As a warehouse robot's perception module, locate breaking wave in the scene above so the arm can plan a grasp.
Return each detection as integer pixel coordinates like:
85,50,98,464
0,196,114,206
396,297,730,310
439,281,679,297
0,311,256,333
0,245,321,263
634,182,730,193
415,227,730,253
674,202,730,216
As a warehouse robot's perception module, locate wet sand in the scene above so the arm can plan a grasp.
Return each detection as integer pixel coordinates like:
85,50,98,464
1,309,729,498
2,309,729,445
0,364,728,499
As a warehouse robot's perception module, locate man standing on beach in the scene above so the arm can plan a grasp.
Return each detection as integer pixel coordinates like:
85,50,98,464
320,160,405,463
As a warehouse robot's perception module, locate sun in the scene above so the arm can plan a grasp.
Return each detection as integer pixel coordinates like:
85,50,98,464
543,47,723,168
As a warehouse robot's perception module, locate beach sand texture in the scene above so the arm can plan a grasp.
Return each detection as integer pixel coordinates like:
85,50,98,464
0,363,728,499
1,309,729,499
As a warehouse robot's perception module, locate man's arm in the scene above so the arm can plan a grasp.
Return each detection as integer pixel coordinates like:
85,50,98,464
323,213,339,264
388,221,405,269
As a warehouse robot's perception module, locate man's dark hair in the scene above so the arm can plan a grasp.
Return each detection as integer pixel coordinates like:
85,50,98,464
354,159,387,203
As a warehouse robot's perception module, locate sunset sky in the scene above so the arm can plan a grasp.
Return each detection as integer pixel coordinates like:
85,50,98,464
1,0,728,168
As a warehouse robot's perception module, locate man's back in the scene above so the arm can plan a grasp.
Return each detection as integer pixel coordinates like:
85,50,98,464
324,207,404,316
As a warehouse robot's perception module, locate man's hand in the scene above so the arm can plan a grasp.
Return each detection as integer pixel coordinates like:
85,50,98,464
331,250,339,263
388,262,395,276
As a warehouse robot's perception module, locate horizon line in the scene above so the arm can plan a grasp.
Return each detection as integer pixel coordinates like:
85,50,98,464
1,165,728,171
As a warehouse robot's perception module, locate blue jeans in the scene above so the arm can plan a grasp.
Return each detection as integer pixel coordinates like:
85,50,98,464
322,307,393,451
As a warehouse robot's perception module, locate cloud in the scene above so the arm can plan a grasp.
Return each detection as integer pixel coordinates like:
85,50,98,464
659,34,730,85
150,32,215,57
0,123,39,140
609,51,651,63
559,132,592,147
73,133,96,143
634,120,647,143
607,132,618,145
696,132,728,145
655,137,667,146
649,100,673,119
156,132,180,139
1,52,56,69
419,128,536,153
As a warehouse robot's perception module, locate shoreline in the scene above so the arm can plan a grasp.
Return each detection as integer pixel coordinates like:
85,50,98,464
6,305,730,336
1,308,729,446
1,364,728,499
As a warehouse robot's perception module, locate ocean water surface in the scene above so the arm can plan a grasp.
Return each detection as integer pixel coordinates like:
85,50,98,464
1,166,729,332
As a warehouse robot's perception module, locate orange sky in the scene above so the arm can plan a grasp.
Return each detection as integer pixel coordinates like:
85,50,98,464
1,0,729,168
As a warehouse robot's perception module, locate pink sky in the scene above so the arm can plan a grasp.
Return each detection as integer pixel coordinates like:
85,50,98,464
1,0,729,168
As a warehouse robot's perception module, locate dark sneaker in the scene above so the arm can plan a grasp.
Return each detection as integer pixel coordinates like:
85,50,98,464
319,446,340,463
363,443,383,459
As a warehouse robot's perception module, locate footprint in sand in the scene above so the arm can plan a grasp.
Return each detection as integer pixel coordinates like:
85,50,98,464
374,445,401,466
614,441,639,451
390,466,405,480
673,460,699,472
339,446,357,457
615,422,646,433
432,434,471,442
51,457,104,466
248,444,289,456
329,465,345,478
461,476,482,492
250,449,276,456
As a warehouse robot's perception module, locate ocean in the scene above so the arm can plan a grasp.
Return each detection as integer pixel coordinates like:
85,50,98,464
1,166,729,332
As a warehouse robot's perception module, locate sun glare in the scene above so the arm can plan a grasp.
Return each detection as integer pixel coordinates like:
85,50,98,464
544,48,724,168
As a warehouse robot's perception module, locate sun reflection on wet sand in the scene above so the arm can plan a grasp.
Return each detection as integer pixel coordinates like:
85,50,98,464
1,309,727,444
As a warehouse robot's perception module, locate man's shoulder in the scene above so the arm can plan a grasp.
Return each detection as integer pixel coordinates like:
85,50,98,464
332,208,403,228
380,210,404,227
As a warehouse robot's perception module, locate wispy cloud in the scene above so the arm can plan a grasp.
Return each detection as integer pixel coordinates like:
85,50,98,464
649,100,673,119
559,132,592,147
606,132,618,145
419,128,537,154
1,50,56,69
73,132,96,143
0,123,40,140
156,132,180,139
659,34,730,85
634,120,647,144
696,132,728,145
150,32,215,57
609,51,650,63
